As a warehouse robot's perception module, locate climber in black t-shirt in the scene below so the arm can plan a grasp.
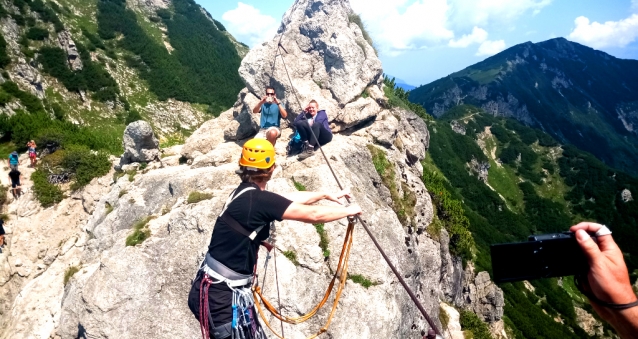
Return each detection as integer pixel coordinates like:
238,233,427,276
188,138,361,339
8,169,21,199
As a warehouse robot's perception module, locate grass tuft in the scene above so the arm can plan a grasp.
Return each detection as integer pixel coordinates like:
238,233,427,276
314,223,330,257
105,202,113,215
348,273,377,288
187,191,213,204
63,265,81,286
125,216,153,246
282,250,299,266
292,177,306,191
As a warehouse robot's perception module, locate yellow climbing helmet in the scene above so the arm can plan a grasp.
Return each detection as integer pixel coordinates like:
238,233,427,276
239,139,275,170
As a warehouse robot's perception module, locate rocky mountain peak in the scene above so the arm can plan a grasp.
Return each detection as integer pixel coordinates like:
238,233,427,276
239,0,383,131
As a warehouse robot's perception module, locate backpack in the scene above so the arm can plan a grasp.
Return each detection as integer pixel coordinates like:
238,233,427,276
286,130,304,155
9,153,18,164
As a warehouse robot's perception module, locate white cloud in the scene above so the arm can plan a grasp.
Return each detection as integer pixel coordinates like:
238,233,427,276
351,0,454,55
221,2,279,47
449,26,488,47
449,0,552,28
350,0,548,56
476,40,506,56
568,14,638,49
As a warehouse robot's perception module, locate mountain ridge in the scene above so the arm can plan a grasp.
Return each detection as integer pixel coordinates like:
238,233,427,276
409,37,638,175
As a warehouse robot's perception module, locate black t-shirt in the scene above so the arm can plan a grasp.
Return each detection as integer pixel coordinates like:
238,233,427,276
208,182,292,275
8,171,20,182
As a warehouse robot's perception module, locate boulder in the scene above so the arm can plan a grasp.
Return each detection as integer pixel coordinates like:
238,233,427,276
369,112,399,148
621,188,633,202
119,121,160,166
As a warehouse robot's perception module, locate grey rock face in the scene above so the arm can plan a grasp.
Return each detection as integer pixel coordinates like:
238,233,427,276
621,188,633,202
119,121,160,165
58,30,83,71
462,266,504,322
450,120,466,135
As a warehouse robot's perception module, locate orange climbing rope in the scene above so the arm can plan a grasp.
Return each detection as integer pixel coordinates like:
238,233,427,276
253,220,354,338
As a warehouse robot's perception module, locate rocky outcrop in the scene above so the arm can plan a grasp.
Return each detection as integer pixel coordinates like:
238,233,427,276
58,31,83,71
463,268,504,322
468,157,490,183
621,188,633,202
575,306,604,336
450,120,466,135
118,121,160,166
227,0,383,138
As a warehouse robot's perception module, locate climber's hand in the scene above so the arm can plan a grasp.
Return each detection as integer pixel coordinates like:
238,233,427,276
346,203,362,216
325,188,351,204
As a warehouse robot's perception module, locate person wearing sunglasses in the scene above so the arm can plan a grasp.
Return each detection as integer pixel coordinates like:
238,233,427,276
252,86,288,146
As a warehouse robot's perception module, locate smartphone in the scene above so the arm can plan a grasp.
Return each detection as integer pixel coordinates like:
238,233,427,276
490,232,590,284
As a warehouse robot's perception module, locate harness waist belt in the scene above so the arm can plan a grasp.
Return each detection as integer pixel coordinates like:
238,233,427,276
202,253,253,287
212,322,232,339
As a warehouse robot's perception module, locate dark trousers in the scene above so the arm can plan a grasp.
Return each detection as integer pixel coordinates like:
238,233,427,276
294,120,333,147
188,272,233,338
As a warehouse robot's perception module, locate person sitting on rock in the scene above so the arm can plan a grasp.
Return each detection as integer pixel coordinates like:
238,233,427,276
252,86,288,146
188,138,360,339
294,100,333,160
8,168,21,199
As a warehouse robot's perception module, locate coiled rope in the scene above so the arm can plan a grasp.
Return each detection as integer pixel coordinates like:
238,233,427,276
260,15,441,338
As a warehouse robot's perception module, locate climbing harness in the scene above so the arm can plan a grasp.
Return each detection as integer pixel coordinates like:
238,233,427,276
197,188,269,339
263,20,442,338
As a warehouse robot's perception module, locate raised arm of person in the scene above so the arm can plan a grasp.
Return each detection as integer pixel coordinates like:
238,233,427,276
252,97,266,113
273,97,288,119
280,188,351,205
282,202,361,224
570,222,638,339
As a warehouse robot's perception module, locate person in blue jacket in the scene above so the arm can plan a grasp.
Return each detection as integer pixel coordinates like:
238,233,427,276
294,100,333,160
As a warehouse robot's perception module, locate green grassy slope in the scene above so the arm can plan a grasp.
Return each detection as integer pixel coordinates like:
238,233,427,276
422,103,638,338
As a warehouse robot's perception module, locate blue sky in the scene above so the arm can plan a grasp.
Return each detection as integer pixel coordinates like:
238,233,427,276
198,0,638,86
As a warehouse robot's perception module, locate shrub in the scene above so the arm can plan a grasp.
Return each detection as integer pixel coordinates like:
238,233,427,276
61,145,111,190
459,309,491,339
26,27,49,40
347,274,376,288
187,191,213,204
63,265,80,285
125,109,143,124
314,223,330,257
125,216,152,246
0,33,10,68
0,185,6,205
105,202,113,215
31,169,64,207
118,188,127,197
0,214,8,221
282,250,299,266
127,170,136,181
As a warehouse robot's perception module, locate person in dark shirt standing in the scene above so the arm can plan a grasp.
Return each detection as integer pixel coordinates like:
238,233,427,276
8,169,21,199
187,138,361,339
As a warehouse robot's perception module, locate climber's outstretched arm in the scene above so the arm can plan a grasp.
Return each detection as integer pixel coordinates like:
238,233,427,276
282,202,361,224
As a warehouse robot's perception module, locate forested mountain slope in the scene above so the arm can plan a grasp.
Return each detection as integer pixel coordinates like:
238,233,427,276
419,102,638,338
409,38,638,176
0,0,246,156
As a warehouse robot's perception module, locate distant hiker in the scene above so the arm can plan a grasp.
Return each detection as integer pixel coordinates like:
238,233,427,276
8,169,21,199
0,219,5,251
252,86,288,146
188,138,361,339
27,140,37,167
7,151,19,171
294,100,333,160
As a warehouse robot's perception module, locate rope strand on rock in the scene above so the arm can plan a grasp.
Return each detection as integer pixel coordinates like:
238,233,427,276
273,40,441,337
